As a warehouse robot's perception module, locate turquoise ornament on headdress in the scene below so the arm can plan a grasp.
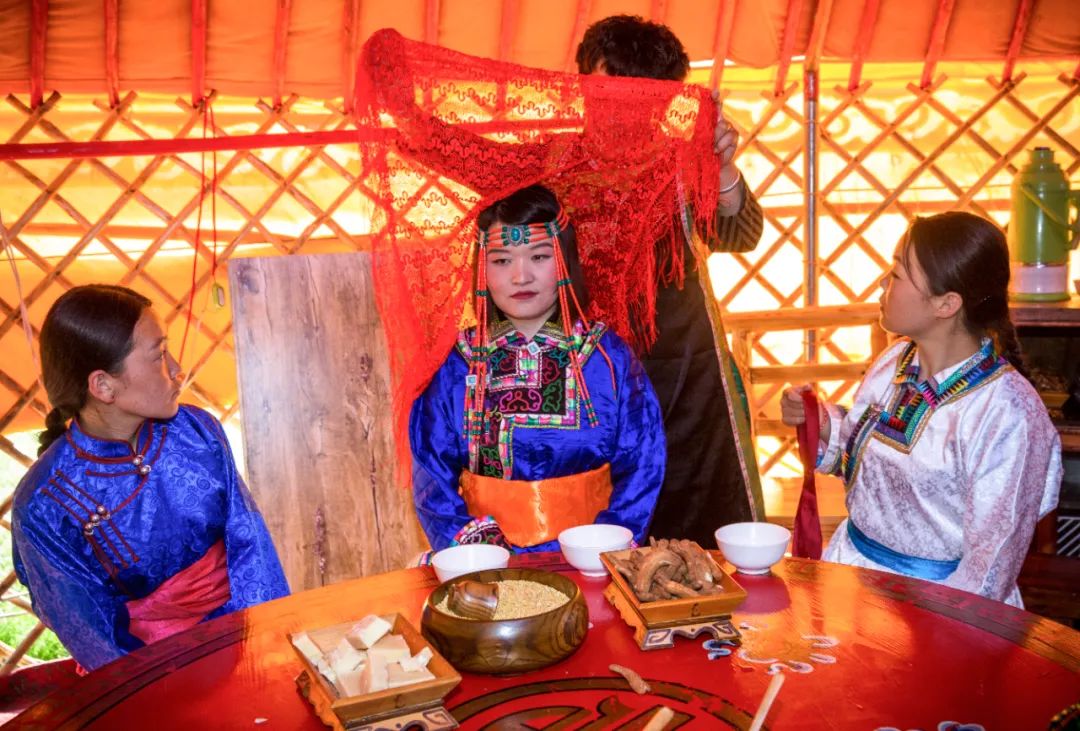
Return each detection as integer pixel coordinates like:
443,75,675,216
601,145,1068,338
478,207,571,249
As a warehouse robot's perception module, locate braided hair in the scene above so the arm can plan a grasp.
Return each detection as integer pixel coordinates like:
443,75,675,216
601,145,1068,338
37,285,152,455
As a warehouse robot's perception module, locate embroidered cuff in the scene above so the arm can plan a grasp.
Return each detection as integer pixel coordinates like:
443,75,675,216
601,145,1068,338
816,402,848,475
452,515,512,550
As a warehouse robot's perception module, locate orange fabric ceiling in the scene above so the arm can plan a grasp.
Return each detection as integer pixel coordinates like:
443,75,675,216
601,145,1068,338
0,0,1077,100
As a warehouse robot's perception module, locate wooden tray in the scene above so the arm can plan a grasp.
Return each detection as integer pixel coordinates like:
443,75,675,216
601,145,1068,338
291,614,461,730
599,547,747,626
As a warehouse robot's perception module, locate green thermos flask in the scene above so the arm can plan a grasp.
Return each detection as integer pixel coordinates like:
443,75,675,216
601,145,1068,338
1007,147,1080,301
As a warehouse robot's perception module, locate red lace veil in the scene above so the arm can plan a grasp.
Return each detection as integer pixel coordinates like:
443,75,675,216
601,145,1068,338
354,29,722,467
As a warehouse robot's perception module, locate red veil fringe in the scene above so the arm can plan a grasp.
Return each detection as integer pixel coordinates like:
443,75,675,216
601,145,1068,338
354,29,722,476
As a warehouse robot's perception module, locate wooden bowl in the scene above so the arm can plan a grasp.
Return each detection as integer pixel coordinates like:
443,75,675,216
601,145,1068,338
420,567,588,675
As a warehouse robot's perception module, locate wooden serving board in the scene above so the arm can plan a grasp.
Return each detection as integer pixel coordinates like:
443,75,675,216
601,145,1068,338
599,548,748,625
290,614,461,730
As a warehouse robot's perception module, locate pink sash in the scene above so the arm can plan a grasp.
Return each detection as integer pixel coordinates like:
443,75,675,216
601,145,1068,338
126,540,231,645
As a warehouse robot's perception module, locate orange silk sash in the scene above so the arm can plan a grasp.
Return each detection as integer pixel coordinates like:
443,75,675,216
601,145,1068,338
126,540,231,646
460,463,613,546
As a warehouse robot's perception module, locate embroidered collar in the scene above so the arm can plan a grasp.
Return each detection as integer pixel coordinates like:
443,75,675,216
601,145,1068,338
891,338,1002,411
66,418,155,464
486,319,585,350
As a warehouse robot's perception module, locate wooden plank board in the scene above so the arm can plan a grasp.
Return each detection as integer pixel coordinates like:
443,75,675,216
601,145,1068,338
750,362,869,384
723,303,879,331
1010,296,1080,328
229,252,428,591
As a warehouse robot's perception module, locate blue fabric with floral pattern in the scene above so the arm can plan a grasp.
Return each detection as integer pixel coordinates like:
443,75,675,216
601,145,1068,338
11,405,289,670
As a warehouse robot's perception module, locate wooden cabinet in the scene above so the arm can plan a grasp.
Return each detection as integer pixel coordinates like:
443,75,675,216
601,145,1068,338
1012,297,1080,456
1013,298,1080,565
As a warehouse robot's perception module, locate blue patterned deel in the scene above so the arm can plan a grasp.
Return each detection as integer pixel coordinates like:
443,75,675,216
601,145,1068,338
409,320,666,553
11,405,289,670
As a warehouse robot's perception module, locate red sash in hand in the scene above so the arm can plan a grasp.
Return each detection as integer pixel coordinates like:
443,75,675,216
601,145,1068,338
792,391,824,559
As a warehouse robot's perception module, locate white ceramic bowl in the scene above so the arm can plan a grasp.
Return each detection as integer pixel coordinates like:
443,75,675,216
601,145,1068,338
714,522,791,575
430,544,510,583
558,524,634,577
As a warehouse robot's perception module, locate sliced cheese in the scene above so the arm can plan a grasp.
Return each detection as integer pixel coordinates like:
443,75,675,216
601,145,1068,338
399,646,433,673
292,632,336,682
329,637,367,678
345,615,393,650
369,633,411,665
358,655,389,694
386,661,436,689
335,666,366,697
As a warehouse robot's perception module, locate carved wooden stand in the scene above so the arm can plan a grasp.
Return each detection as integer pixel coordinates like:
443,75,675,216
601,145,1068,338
296,671,459,731
603,583,743,651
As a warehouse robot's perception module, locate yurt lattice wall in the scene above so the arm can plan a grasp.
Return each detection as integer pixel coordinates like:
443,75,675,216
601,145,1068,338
1,59,1078,667
713,60,1080,478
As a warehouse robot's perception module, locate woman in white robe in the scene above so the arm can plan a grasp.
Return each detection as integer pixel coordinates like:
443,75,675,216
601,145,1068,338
783,212,1061,607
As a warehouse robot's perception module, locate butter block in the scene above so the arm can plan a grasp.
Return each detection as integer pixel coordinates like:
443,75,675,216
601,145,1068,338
358,655,389,694
369,633,411,665
400,646,433,673
292,632,335,681
386,661,436,689
335,666,366,697
329,637,367,678
345,615,393,650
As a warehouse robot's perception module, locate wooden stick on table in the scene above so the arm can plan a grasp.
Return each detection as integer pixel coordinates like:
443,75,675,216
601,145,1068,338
642,706,675,731
748,672,785,731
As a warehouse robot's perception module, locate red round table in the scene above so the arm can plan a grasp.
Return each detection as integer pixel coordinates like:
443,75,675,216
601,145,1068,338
8,552,1080,730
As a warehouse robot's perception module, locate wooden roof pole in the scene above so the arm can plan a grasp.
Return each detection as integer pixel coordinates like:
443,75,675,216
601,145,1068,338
342,0,360,113
562,0,592,73
773,0,804,98
709,0,736,92
191,0,208,106
29,0,47,108
272,0,293,109
847,0,881,91
1002,0,1035,83
498,0,520,62
919,0,956,90
804,0,833,74
649,0,668,24
424,0,440,43
105,0,120,107
0,116,578,161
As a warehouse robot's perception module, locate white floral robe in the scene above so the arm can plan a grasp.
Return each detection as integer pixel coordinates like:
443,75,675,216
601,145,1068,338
818,338,1062,607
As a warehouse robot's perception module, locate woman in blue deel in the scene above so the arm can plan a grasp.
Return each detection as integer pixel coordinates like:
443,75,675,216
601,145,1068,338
12,285,289,670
